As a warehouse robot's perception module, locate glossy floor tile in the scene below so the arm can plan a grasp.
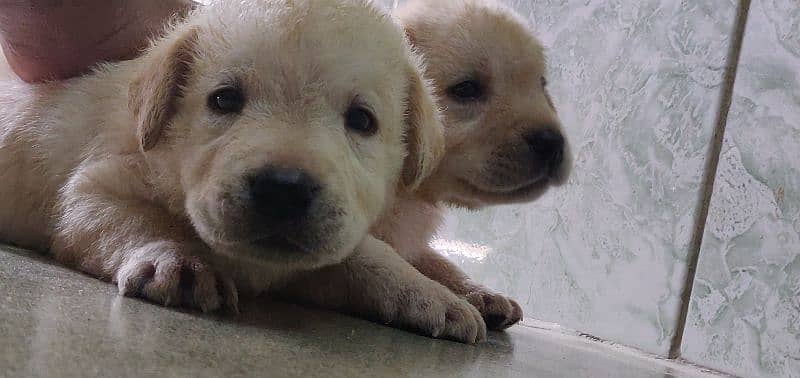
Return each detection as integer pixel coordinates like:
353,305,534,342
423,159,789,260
681,0,800,377
0,246,718,378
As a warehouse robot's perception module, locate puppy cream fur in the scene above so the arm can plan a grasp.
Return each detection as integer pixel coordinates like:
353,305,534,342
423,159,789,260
0,0,487,343
368,0,573,331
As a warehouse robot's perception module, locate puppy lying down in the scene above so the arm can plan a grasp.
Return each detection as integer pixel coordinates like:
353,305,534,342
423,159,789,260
369,0,572,331
0,0,492,343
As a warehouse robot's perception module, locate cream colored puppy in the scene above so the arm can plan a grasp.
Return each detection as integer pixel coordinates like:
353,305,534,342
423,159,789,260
370,0,572,331
0,0,487,343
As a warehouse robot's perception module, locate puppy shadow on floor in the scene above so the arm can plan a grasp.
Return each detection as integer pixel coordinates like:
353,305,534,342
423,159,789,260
230,296,518,372
236,294,518,349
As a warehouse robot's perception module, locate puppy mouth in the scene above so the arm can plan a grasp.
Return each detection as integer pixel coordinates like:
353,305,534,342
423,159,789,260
458,176,552,201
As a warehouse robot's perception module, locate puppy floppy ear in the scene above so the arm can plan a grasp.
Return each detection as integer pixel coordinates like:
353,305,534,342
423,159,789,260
401,56,446,191
129,27,198,152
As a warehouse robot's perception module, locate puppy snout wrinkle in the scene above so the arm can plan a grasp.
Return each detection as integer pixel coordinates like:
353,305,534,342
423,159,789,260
525,128,565,175
249,167,320,225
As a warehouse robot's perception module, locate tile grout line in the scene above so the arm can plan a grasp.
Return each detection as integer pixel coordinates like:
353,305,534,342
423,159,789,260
668,0,753,360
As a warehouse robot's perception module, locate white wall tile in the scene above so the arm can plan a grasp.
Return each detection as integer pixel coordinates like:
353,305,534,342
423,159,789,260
681,0,800,376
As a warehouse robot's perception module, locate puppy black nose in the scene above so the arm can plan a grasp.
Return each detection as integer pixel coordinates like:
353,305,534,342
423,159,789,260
249,167,319,224
526,129,565,174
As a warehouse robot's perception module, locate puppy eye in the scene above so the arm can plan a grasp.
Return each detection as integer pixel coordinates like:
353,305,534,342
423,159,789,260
448,79,485,102
344,105,378,136
540,76,548,88
208,87,245,114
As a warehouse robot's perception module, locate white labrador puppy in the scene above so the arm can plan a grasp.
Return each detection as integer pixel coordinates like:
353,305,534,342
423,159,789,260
0,0,486,343
367,0,573,331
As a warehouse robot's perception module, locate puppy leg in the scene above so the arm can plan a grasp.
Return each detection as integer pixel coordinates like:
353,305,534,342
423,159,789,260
51,158,238,313
283,236,487,344
402,246,523,331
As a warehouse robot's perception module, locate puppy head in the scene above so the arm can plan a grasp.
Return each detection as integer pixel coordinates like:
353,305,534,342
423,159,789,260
397,0,571,209
129,0,443,270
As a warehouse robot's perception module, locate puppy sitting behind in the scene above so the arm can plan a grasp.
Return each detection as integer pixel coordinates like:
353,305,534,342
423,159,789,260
0,0,488,343
369,0,572,330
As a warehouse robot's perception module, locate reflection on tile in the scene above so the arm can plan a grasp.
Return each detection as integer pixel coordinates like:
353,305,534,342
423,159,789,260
681,0,800,376
0,246,716,378
420,0,740,355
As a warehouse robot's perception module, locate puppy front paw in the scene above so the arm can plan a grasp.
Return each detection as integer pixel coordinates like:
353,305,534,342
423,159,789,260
388,283,487,344
466,287,523,331
115,242,238,313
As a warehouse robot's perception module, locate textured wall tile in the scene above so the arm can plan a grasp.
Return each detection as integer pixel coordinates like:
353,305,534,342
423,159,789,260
681,0,800,376
409,0,739,355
